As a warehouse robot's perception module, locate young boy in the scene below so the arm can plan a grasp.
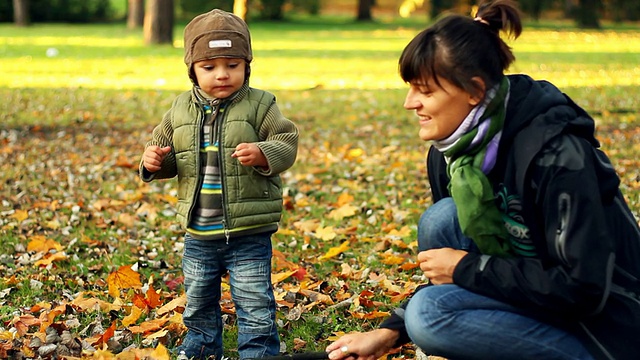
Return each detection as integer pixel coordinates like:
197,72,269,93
140,9,298,360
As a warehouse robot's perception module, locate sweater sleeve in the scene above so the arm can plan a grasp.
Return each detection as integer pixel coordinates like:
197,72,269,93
254,102,299,176
139,106,178,182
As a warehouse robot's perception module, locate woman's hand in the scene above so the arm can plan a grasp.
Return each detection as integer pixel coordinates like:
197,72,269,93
325,328,399,360
418,248,468,284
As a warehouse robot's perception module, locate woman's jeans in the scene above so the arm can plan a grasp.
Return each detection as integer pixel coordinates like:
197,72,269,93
405,198,594,360
177,233,279,360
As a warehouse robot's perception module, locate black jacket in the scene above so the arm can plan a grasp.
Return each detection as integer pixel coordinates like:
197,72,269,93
381,74,640,360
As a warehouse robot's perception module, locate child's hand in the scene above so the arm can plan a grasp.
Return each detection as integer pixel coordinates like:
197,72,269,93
143,145,171,172
231,143,267,168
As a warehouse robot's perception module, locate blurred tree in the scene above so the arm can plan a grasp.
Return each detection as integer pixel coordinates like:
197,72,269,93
144,0,174,44
13,0,30,26
357,0,374,20
430,0,454,19
127,0,144,28
575,0,600,28
519,0,549,21
260,0,286,19
234,0,248,20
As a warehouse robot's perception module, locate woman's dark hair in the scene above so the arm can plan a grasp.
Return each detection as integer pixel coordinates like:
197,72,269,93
399,0,522,98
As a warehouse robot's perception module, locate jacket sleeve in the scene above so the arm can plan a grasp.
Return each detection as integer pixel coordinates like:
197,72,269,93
139,106,178,182
426,145,450,202
452,134,617,319
254,102,299,176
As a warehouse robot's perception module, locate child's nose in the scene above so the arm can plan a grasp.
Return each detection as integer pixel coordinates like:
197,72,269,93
215,69,229,79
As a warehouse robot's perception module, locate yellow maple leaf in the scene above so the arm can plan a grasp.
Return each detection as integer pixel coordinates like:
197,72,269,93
314,226,337,241
150,342,171,360
318,239,350,260
379,253,405,265
122,306,144,327
328,204,359,221
272,270,298,284
34,252,68,267
387,225,412,238
293,219,320,233
107,265,142,298
27,235,63,253
11,209,28,222
336,192,354,206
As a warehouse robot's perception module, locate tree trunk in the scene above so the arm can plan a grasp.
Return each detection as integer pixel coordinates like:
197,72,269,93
127,0,144,29
143,0,174,45
576,0,600,28
13,0,30,26
356,0,373,21
234,0,248,21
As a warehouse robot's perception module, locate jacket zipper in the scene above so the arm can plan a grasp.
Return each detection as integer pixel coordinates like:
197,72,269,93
555,192,571,266
217,103,231,245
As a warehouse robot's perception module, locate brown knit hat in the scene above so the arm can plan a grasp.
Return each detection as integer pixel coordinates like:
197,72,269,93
183,9,252,71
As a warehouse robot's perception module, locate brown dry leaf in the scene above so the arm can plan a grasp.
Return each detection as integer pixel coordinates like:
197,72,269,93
299,289,334,305
349,310,390,319
156,294,187,316
117,213,136,228
136,202,159,224
293,338,308,351
11,314,40,337
144,328,169,341
115,154,136,168
128,316,169,335
107,265,142,298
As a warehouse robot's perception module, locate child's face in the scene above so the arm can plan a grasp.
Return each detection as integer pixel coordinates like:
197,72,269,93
403,76,481,142
193,58,246,99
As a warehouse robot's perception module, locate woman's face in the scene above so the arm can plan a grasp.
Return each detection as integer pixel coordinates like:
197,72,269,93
403,76,481,142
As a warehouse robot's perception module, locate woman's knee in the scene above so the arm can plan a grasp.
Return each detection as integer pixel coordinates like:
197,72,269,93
418,198,459,251
404,287,448,351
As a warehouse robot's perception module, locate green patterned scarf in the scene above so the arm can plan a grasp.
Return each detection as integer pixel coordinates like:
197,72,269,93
443,78,512,257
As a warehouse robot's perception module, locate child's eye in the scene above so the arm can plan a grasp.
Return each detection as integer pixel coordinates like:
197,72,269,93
202,65,214,71
228,63,239,69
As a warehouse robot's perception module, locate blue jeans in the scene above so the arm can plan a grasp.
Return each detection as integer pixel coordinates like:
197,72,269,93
177,233,279,360
405,198,594,360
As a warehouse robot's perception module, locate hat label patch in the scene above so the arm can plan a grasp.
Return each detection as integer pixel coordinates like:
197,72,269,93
209,40,232,48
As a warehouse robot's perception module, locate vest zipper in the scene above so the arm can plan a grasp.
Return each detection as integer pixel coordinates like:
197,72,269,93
186,105,206,226
217,103,230,244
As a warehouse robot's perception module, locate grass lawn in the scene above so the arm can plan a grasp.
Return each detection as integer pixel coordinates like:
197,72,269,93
1,17,640,359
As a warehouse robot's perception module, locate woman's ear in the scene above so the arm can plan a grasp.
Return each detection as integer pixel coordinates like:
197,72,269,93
468,77,486,106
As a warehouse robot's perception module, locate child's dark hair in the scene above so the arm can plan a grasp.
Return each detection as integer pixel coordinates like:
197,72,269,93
399,0,522,98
